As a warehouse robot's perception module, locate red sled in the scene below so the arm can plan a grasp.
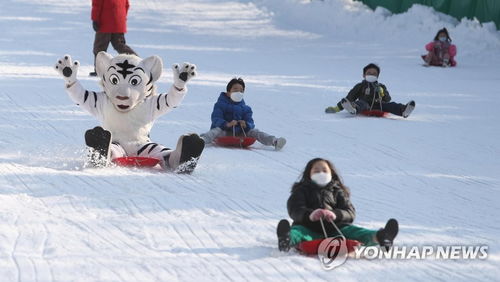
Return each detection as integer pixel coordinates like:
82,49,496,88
214,136,256,148
360,110,388,117
297,238,361,255
112,156,160,167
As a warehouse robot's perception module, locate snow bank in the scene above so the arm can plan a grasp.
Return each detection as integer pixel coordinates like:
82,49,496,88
254,0,500,57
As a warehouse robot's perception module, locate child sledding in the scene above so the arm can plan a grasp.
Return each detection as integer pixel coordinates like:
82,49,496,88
422,28,457,67
55,52,204,173
200,78,286,150
325,63,415,118
277,158,399,255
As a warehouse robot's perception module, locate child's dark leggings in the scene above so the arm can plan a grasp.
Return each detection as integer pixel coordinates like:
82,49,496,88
355,100,406,116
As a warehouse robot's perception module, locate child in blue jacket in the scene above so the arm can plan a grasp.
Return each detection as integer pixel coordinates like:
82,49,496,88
201,78,286,150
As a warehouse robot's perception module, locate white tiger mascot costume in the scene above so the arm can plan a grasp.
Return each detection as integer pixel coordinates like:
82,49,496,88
54,52,204,173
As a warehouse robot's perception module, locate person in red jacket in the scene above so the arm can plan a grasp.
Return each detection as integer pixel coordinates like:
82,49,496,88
422,28,457,67
90,0,137,76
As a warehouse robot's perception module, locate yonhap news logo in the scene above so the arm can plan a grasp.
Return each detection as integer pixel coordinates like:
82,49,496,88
352,245,489,260
317,236,349,270
318,243,488,270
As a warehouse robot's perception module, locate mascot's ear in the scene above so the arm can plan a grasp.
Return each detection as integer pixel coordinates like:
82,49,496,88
140,55,163,83
96,51,114,78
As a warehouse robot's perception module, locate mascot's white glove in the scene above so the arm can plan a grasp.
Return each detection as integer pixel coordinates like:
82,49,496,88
172,62,196,90
55,55,79,86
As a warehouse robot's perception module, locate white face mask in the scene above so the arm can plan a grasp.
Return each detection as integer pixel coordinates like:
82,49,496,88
439,36,447,42
230,92,244,102
365,75,378,83
311,172,332,187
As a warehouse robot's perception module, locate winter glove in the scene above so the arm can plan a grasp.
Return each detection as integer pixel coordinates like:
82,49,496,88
172,62,196,90
92,21,99,32
309,209,336,222
378,86,385,98
322,209,336,223
325,106,341,113
226,120,238,128
54,55,79,86
309,209,324,221
238,120,247,129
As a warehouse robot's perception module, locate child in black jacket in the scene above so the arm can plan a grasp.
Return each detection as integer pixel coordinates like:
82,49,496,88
277,158,399,252
326,63,415,118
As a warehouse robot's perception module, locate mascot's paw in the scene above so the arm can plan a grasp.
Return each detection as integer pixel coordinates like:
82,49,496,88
167,133,204,174
84,126,111,168
172,62,196,89
55,55,79,85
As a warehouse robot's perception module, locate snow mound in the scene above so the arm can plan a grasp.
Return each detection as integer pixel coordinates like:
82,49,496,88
255,0,500,56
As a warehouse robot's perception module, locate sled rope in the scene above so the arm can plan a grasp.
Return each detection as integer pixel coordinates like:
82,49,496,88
368,82,383,112
240,127,248,149
232,125,249,149
232,126,243,149
320,217,346,240
319,217,328,238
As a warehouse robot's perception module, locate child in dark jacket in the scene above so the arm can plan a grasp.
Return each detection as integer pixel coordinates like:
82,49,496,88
422,28,457,67
277,158,398,252
200,78,286,150
325,63,415,118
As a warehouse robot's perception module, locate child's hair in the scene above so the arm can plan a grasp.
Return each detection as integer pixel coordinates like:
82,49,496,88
226,77,245,92
292,158,350,196
363,63,380,76
434,27,451,42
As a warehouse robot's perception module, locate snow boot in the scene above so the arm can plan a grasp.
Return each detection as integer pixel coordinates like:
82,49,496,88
376,218,399,251
168,133,205,174
89,71,97,77
402,100,415,118
341,98,357,114
442,58,450,68
277,219,291,252
273,137,287,151
84,126,111,168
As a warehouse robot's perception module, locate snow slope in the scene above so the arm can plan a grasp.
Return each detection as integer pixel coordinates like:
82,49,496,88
0,0,499,280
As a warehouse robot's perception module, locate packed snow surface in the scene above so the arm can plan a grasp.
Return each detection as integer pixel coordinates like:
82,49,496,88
0,0,499,281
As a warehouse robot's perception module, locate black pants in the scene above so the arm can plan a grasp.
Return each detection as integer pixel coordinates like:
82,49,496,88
93,32,137,67
355,100,406,116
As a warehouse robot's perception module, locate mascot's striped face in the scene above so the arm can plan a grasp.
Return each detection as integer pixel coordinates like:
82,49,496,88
96,52,163,112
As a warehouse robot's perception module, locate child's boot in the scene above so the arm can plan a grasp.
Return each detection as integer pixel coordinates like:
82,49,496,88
376,218,399,251
442,58,450,67
273,137,287,151
402,100,416,118
277,219,291,252
341,98,357,114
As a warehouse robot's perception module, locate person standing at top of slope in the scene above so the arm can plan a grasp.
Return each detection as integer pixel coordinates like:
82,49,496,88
200,77,287,150
89,0,137,76
422,28,457,67
325,63,416,118
276,158,399,252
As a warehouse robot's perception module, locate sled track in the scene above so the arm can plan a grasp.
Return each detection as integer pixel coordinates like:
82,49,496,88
1,0,500,280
